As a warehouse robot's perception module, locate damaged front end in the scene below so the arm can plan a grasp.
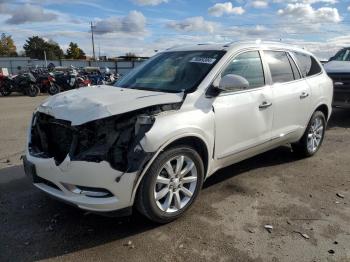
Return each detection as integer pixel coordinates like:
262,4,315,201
29,103,181,173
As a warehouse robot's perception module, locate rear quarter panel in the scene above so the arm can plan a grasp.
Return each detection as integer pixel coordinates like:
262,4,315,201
306,72,333,121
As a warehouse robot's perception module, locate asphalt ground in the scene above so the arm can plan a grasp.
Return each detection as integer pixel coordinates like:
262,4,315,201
0,95,349,262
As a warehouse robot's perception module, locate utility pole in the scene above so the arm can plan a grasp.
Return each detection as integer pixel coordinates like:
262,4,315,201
90,21,96,60
44,50,47,68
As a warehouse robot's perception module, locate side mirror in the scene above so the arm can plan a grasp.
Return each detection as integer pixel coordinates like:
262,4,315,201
218,74,249,92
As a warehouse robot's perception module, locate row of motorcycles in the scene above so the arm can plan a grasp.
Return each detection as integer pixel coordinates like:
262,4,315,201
0,67,118,97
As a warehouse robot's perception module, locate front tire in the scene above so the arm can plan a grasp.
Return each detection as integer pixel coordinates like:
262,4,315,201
292,111,326,157
136,146,204,223
1,83,12,96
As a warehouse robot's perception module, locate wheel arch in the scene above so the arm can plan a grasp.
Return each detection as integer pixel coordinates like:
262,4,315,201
130,133,211,203
314,104,329,121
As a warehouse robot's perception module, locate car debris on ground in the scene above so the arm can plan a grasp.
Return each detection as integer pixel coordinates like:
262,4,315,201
264,225,273,233
336,193,345,199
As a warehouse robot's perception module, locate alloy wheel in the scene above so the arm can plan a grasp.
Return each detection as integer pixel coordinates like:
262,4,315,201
154,155,198,213
307,116,324,153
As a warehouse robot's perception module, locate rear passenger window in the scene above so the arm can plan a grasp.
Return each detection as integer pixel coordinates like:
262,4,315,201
221,51,265,89
264,51,295,83
292,52,322,77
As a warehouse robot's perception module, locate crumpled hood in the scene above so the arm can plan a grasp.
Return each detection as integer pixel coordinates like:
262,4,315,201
324,61,350,73
38,85,184,125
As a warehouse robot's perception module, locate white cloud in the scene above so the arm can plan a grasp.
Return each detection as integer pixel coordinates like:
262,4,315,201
278,3,342,23
348,6,350,11
132,0,168,6
2,4,57,24
273,0,338,4
94,11,146,35
251,0,268,8
167,16,218,33
280,35,348,60
223,25,269,38
208,2,245,17
303,0,338,3
0,3,7,13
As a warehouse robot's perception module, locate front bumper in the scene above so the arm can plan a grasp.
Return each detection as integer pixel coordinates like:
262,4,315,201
24,153,138,213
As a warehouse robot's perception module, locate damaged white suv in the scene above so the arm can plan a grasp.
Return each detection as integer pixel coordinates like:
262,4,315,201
24,41,333,223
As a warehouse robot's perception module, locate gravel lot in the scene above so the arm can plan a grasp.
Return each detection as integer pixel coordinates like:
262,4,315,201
0,95,349,262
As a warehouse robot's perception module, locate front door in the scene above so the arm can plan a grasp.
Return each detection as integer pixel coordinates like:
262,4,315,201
213,50,273,160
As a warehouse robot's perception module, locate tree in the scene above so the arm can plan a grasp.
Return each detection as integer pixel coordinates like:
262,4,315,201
124,52,137,61
66,42,86,59
23,36,46,59
23,36,64,60
45,40,64,60
0,33,17,57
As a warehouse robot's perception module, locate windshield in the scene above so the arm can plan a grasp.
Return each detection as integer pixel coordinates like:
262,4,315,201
115,50,225,93
330,49,350,61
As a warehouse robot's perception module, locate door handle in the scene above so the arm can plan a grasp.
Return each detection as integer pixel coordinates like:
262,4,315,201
259,101,272,109
300,92,309,99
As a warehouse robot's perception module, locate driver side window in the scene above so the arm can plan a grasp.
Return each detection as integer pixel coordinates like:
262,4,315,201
221,51,265,89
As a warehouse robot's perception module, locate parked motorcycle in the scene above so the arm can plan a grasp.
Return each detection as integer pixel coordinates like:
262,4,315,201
0,73,5,90
84,67,118,86
0,72,40,97
54,69,91,91
31,69,60,95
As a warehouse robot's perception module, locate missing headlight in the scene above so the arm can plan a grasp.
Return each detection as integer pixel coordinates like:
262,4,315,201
30,103,181,172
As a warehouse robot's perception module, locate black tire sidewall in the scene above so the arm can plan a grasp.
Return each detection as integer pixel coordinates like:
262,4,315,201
48,84,60,95
138,146,204,223
1,84,11,96
27,85,40,97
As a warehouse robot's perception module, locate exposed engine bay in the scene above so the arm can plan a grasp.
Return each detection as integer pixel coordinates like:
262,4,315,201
29,103,181,173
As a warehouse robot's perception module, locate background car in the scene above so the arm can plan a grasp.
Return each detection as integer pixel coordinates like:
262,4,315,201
324,48,350,108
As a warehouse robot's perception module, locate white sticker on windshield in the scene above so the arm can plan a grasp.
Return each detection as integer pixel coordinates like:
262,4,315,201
190,57,216,64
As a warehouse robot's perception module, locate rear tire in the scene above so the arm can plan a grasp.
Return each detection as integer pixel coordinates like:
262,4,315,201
48,83,60,95
136,146,204,223
292,111,326,157
27,84,40,97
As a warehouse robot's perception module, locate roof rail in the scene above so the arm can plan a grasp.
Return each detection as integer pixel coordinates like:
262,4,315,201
223,39,287,48
165,44,184,51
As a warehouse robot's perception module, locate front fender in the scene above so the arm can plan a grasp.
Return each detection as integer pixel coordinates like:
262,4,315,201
130,109,215,203
140,109,215,153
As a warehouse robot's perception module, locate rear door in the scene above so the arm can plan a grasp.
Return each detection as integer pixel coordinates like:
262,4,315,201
263,50,312,140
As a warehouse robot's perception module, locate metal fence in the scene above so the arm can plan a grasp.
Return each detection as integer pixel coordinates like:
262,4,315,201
0,57,146,75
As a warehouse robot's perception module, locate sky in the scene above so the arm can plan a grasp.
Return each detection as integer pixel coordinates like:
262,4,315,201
0,0,350,59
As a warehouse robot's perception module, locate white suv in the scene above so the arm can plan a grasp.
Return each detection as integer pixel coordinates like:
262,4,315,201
24,41,333,223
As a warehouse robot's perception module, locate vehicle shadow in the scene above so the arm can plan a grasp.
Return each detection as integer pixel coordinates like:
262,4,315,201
328,108,350,129
0,145,299,261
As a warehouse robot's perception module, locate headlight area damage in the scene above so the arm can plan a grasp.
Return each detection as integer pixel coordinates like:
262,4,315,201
29,103,181,173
